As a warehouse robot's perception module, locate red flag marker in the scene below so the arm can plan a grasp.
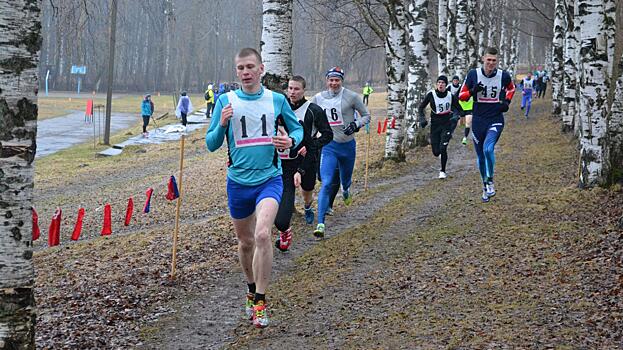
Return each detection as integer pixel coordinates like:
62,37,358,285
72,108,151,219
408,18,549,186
124,197,134,226
166,176,180,201
48,208,62,247
101,203,112,236
32,207,40,241
391,117,396,129
71,208,85,241
377,120,381,134
382,118,388,133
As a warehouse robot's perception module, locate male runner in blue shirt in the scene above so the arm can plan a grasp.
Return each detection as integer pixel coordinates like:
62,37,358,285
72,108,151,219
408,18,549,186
206,48,303,328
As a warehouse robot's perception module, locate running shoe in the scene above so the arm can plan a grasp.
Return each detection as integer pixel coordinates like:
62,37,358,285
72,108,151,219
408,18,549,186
245,293,255,320
275,227,292,252
252,300,269,328
326,207,334,216
461,136,468,145
438,171,447,179
314,223,325,239
343,190,353,206
485,181,496,197
304,206,314,224
481,188,490,203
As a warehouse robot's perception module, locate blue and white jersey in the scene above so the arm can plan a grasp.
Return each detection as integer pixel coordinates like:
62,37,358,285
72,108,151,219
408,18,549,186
206,86,303,186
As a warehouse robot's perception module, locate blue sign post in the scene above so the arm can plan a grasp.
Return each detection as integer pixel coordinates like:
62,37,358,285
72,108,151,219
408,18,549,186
71,65,87,94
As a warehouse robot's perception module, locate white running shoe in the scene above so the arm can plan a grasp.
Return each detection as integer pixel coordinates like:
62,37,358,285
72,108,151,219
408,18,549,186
438,171,447,179
485,181,496,197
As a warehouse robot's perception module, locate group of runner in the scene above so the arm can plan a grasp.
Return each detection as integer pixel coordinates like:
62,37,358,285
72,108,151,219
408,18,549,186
418,46,515,202
205,44,519,328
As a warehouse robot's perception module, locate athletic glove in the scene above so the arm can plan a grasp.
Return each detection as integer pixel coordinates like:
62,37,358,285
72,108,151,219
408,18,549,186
500,99,510,113
343,121,359,136
418,113,428,129
470,82,485,97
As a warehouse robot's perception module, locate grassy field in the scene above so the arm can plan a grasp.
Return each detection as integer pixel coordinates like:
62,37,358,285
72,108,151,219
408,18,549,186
37,93,207,121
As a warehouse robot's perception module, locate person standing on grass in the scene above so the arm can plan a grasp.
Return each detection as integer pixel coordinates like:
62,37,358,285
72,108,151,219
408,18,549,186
311,67,370,238
141,94,154,138
274,75,333,252
459,46,515,202
205,48,303,328
204,84,215,118
176,91,193,127
362,82,373,106
417,75,464,179
520,71,534,118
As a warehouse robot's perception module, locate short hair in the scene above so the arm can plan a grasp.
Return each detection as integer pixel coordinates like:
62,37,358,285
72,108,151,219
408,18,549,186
483,47,498,56
236,47,262,63
290,75,306,89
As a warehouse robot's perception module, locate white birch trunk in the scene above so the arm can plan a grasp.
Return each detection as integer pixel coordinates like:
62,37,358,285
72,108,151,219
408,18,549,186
577,0,610,187
446,0,457,75
562,0,578,132
499,5,507,68
406,0,430,148
551,0,566,118
384,0,407,160
454,0,469,78
573,0,583,135
478,0,488,55
437,0,448,75
610,52,623,180
260,0,293,92
604,0,616,77
467,0,479,70
508,17,519,78
0,1,40,348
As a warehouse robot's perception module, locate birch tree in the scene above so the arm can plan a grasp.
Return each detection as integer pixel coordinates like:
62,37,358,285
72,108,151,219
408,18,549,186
405,0,430,148
577,0,611,187
508,17,519,78
383,0,407,160
437,0,448,75
610,52,623,182
467,0,479,70
561,0,578,132
446,0,457,75
260,0,293,92
551,0,566,118
0,1,41,348
453,0,469,78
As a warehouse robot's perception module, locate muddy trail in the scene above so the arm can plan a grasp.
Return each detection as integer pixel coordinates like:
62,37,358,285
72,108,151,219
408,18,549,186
33,98,622,349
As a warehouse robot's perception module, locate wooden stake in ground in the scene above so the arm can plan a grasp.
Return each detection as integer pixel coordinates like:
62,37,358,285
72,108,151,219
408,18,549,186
365,124,371,191
171,134,185,280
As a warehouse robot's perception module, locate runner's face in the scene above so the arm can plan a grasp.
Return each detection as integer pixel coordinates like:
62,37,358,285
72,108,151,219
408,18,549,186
235,55,264,92
326,77,342,92
437,81,447,92
452,79,459,85
482,54,498,73
287,81,305,103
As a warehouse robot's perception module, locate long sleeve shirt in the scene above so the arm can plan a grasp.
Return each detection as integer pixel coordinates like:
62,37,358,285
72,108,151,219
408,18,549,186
311,87,370,143
459,67,515,119
418,89,463,121
205,86,303,186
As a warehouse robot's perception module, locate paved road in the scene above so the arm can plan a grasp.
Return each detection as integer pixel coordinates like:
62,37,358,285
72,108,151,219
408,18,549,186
36,110,137,158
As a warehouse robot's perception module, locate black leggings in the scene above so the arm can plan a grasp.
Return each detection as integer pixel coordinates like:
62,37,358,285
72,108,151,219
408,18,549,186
142,115,150,133
275,160,298,232
181,112,187,126
430,118,453,172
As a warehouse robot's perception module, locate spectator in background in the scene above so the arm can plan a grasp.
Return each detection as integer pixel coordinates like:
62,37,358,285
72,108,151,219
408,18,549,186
141,94,154,137
175,91,193,127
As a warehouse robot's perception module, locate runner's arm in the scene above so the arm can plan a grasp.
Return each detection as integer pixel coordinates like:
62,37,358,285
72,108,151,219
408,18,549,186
351,93,370,128
309,103,333,151
502,72,516,101
459,71,476,101
418,92,433,119
279,98,304,148
205,97,228,152
451,95,465,117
